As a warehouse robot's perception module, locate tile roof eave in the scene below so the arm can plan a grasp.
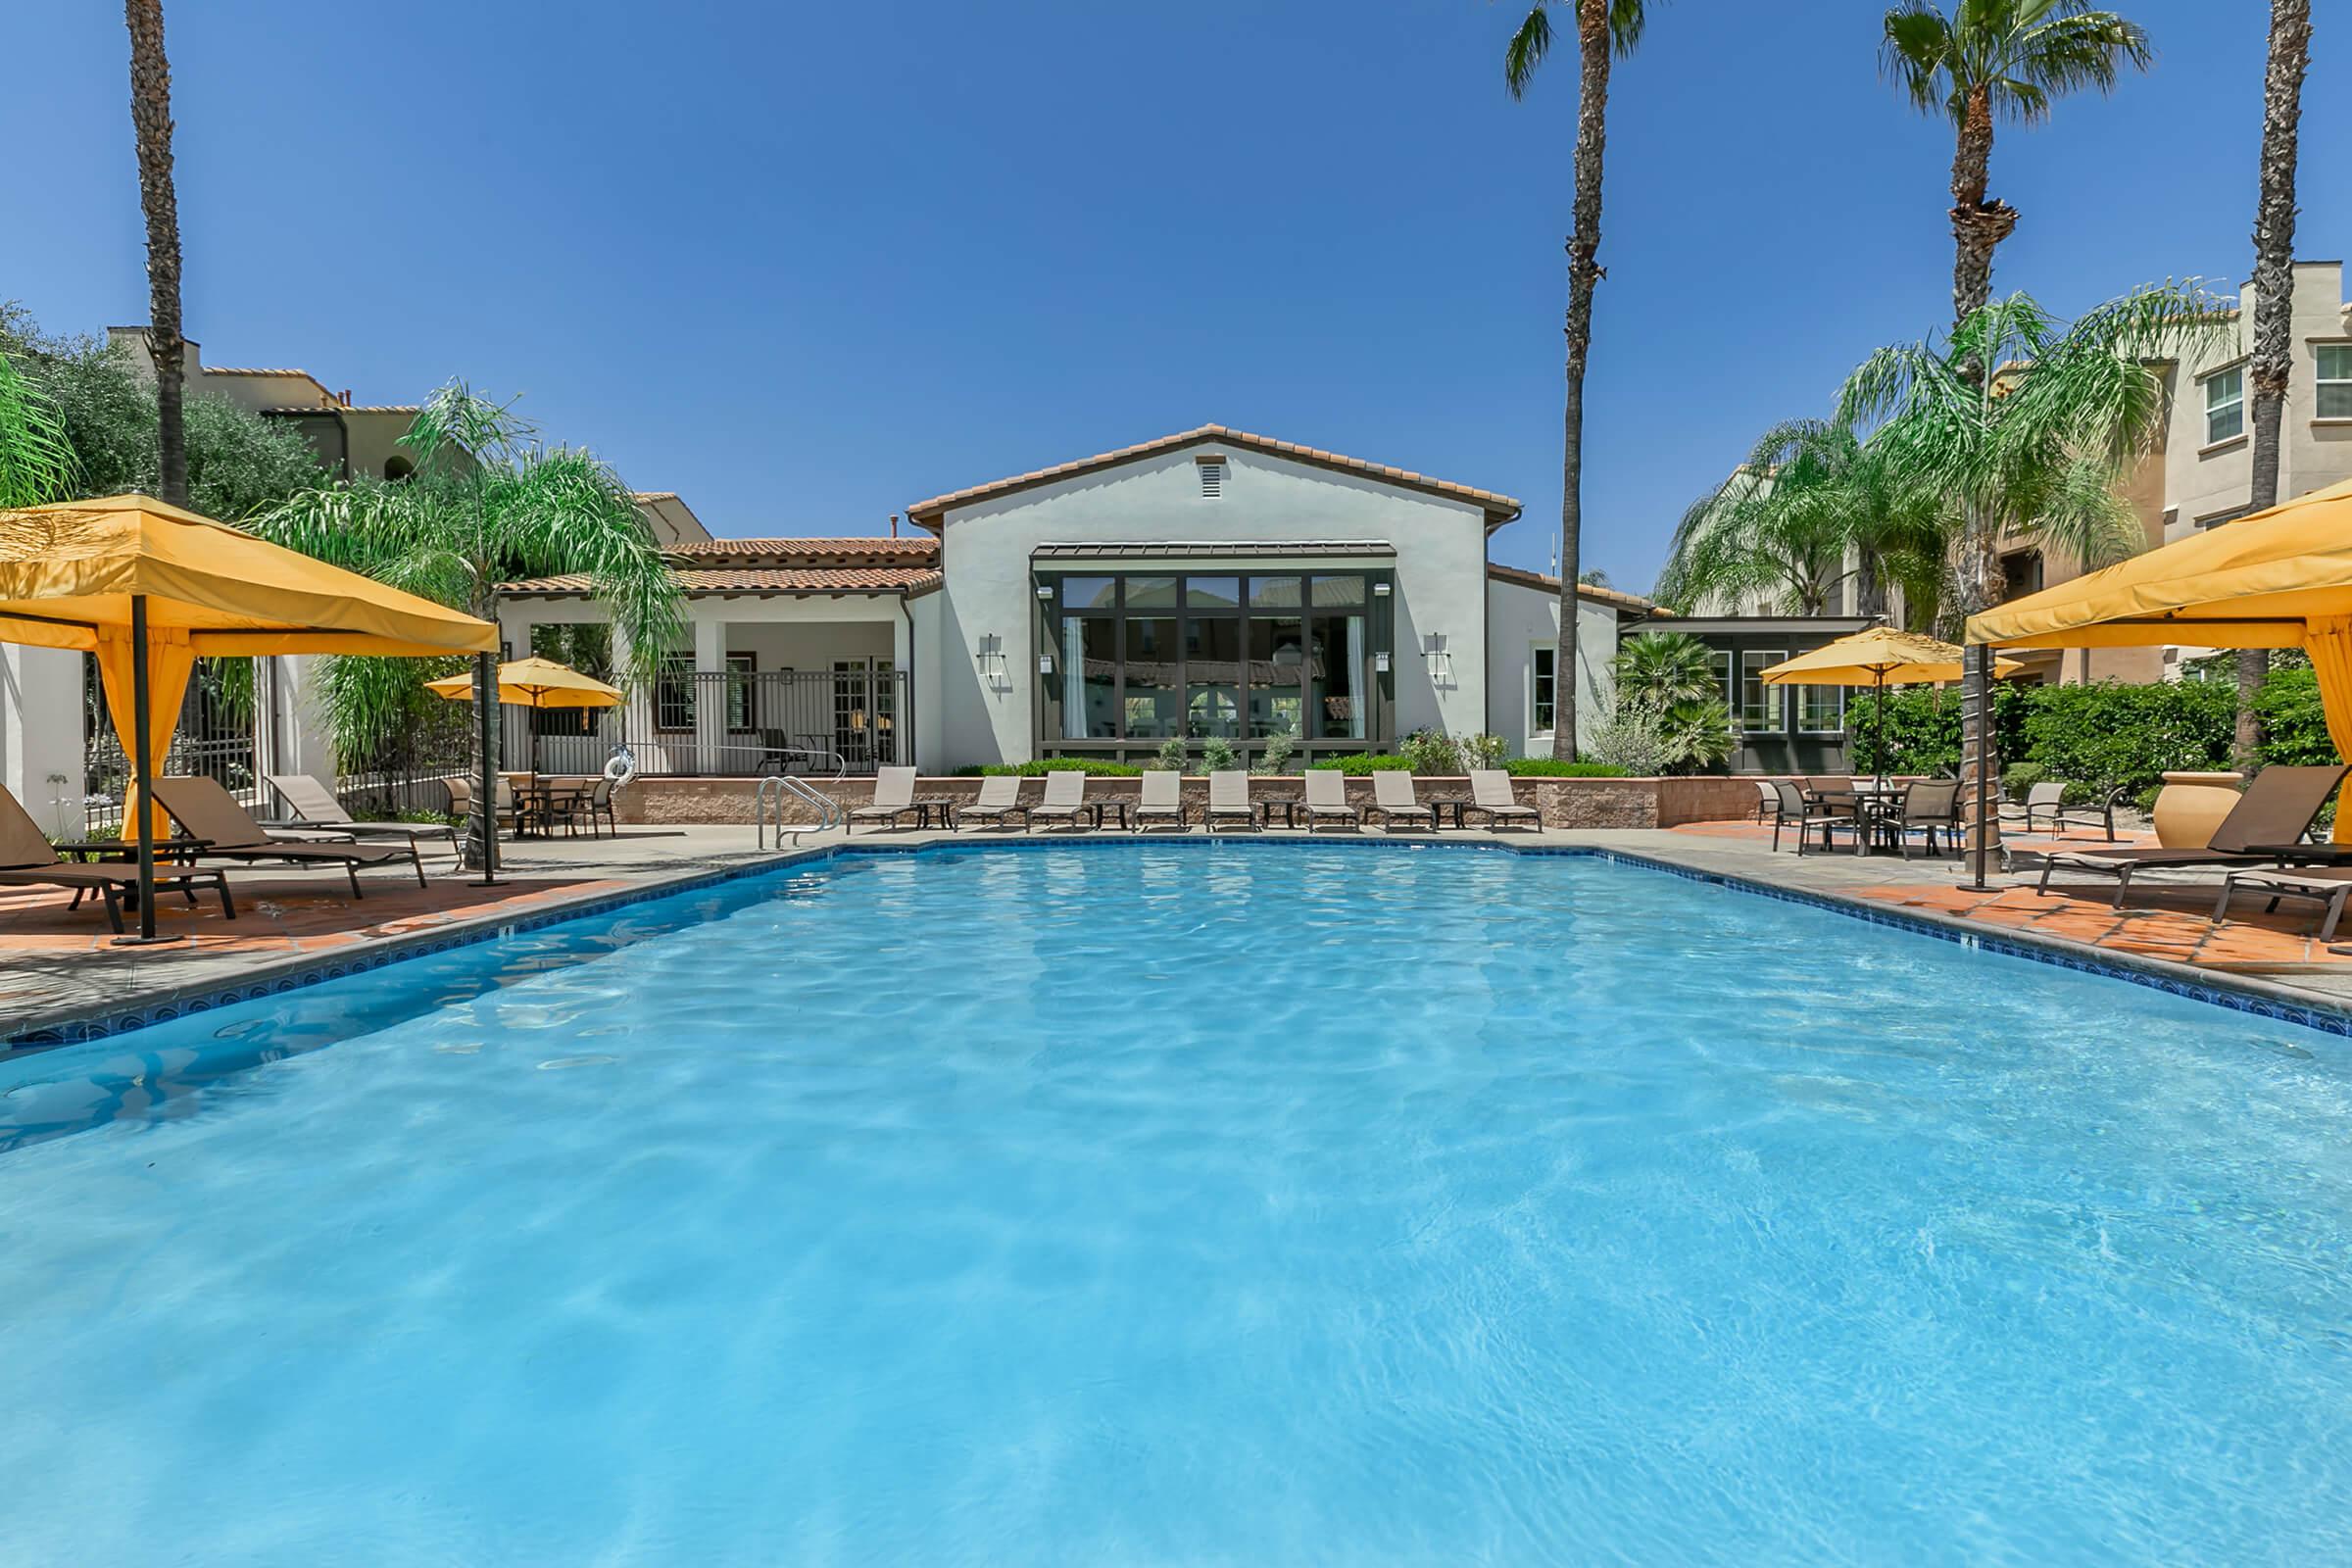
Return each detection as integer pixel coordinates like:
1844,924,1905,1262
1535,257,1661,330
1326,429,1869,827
1484,561,1656,612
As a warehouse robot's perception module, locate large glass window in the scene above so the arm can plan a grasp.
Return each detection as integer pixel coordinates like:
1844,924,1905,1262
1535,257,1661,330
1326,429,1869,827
2206,366,2245,444
1309,612,1367,739
1707,649,1735,715
1038,571,1383,749
1060,616,1118,739
725,652,755,732
1531,645,1556,734
656,652,696,730
2320,344,2352,420
1795,683,1843,735
1186,614,1242,737
1740,650,1787,731
1249,616,1306,739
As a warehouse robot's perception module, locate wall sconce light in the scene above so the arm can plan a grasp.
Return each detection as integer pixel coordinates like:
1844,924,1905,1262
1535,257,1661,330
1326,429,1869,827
1371,581,1392,598
1373,651,1392,674
1039,654,1055,675
1423,632,1454,687
976,633,1010,691
1035,583,1054,600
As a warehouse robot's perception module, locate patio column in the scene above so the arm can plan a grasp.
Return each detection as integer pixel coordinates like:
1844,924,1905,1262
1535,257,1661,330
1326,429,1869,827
694,617,726,775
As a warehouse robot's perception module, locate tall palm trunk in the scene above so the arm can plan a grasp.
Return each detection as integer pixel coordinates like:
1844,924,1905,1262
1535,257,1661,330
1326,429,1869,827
125,0,187,510
2236,0,2313,765
1947,86,2016,339
1550,0,1612,761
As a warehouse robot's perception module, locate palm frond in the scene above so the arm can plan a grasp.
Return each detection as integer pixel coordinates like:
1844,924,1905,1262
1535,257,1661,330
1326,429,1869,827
1502,6,1552,99
0,351,79,507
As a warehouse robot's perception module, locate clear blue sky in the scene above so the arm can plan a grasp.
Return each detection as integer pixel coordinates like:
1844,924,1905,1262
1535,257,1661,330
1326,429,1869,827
3,1,2343,590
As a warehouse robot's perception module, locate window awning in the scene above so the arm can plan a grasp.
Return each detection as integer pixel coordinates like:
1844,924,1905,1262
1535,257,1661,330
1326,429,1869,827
1031,540,1396,563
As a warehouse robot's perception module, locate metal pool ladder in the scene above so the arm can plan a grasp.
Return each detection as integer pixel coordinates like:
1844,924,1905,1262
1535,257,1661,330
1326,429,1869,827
756,750,846,847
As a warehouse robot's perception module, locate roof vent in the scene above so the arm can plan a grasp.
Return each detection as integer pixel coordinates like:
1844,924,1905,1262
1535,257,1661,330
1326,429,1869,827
1195,454,1226,499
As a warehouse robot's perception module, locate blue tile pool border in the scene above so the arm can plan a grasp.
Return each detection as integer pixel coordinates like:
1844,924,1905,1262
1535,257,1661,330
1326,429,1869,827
9,831,2352,1053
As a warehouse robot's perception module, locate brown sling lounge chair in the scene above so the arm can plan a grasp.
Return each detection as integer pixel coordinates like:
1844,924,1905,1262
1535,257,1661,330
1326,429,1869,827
153,775,428,897
0,784,235,931
2031,763,2350,907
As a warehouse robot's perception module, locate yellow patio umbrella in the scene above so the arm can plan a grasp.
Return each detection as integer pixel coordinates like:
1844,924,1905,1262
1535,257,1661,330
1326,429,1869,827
0,494,499,941
424,657,624,783
1969,473,2352,844
1760,627,2023,788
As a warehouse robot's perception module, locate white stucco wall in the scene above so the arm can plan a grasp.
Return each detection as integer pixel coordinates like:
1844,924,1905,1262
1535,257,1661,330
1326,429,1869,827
1483,575,1619,758
0,646,85,837
927,445,1495,768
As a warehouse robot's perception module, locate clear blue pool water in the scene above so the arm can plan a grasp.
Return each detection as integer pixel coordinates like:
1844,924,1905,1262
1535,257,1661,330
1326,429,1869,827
5,844,2352,1565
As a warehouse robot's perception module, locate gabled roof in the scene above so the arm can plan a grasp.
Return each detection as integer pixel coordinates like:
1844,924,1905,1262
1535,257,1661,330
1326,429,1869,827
906,424,1522,529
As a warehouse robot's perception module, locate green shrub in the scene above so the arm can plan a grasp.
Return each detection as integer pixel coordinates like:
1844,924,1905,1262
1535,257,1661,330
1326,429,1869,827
1149,737,1188,772
1398,727,1462,775
1504,759,1627,777
2000,762,2048,803
959,758,1145,777
1307,754,1415,774
1250,730,1299,775
2020,679,2234,797
1457,732,1509,771
1200,735,1240,772
2253,661,2336,768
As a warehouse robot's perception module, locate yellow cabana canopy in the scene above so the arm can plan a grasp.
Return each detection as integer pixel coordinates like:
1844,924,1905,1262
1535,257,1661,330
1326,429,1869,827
1969,474,2352,841
0,494,500,937
1760,626,2024,687
425,657,622,710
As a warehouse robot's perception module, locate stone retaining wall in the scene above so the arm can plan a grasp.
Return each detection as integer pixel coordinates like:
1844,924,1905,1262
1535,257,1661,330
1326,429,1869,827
612,773,1793,830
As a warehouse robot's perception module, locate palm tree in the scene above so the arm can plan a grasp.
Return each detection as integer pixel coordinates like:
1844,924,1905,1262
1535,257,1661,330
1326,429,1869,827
2234,0,2314,763
124,0,188,508
1841,282,2227,857
0,351,77,507
1505,0,1649,762
1881,1,2152,338
1658,420,1950,625
1606,631,1733,773
251,382,685,812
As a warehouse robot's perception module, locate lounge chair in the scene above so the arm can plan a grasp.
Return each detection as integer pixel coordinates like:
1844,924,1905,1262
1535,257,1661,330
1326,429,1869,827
269,773,461,854
1301,768,1361,832
1205,771,1257,832
151,775,427,896
1998,780,2124,842
1028,770,1095,832
2032,764,2350,906
1770,779,1859,856
847,766,921,834
1367,770,1438,831
1134,770,1186,831
1465,770,1540,831
957,774,1028,832
0,784,235,931
2212,864,2352,942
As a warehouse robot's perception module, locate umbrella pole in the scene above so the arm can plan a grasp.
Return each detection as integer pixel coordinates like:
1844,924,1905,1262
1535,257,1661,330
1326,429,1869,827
113,593,180,946
473,649,499,887
1875,670,1886,792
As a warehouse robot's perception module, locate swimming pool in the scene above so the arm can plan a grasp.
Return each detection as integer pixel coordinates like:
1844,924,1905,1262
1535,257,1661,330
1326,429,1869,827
4,843,2350,1564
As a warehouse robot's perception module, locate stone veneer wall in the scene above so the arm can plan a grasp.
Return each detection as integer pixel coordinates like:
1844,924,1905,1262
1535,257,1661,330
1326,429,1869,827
612,774,1792,830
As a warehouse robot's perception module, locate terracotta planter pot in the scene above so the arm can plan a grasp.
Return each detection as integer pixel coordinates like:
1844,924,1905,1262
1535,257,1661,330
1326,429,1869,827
2152,770,2244,848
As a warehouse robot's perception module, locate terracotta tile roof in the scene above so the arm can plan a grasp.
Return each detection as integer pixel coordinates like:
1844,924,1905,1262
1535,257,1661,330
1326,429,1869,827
1485,561,1656,612
633,491,680,503
502,566,943,597
905,424,1523,528
667,536,939,564
201,366,318,377
257,404,422,416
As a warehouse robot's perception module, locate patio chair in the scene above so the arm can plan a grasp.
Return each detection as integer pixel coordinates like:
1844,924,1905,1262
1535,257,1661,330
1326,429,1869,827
1770,780,1860,857
1205,771,1257,832
443,776,523,838
1367,769,1439,831
1466,770,1540,831
583,775,620,839
269,774,462,855
0,783,235,932
957,774,1028,832
1879,779,1961,860
1301,768,1362,831
1134,770,1186,831
847,766,921,834
1028,769,1095,832
2212,864,2352,943
1752,778,1782,825
1802,775,1858,809
1999,780,2125,842
151,775,428,897
2032,764,2351,906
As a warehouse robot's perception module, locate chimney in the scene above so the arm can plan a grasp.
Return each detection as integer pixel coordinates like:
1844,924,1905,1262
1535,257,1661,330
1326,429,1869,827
340,389,353,407
888,513,899,538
